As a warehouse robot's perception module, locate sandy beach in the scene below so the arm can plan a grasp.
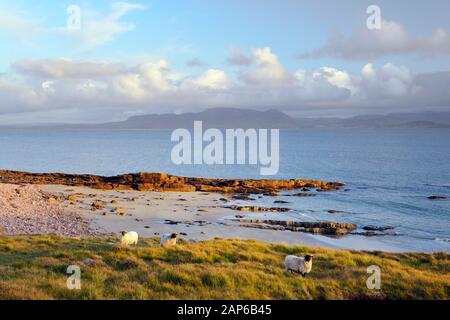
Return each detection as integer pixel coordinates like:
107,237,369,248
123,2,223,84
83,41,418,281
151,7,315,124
40,184,332,248
0,180,404,251
0,181,410,252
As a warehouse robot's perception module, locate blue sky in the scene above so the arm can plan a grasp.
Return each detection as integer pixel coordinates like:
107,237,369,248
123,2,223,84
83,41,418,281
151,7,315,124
1,0,450,123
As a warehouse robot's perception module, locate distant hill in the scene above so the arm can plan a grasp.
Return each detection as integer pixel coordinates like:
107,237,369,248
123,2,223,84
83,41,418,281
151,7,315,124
4,108,450,129
98,108,450,129
100,108,299,129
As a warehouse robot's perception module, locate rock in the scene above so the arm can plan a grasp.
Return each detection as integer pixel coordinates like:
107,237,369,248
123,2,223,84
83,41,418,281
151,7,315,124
237,219,357,235
0,169,343,194
224,205,290,212
350,231,388,237
67,195,78,202
428,196,448,200
112,206,125,215
47,198,57,204
274,200,290,204
362,225,395,231
232,194,256,201
235,214,245,218
287,193,317,197
197,208,208,212
82,258,100,267
91,200,107,208
110,200,117,204
102,212,109,216
328,210,344,214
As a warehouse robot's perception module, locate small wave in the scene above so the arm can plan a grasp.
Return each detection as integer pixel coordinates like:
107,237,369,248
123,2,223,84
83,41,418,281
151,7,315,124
435,238,450,243
424,183,450,188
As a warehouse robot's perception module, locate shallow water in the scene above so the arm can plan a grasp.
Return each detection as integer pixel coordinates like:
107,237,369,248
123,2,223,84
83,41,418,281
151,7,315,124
0,128,449,252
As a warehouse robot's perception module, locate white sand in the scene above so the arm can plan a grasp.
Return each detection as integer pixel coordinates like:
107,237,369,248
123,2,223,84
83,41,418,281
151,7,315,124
40,184,330,248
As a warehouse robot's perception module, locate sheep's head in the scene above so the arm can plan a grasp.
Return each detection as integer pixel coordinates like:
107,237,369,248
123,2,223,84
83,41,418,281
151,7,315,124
120,231,128,236
171,233,177,239
305,255,313,262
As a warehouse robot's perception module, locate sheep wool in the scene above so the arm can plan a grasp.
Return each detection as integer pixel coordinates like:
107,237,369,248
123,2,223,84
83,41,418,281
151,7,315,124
284,255,313,277
120,231,139,246
161,233,177,247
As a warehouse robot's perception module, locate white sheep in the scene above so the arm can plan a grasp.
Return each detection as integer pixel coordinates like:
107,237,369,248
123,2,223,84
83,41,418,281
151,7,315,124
284,254,313,277
120,231,139,247
160,233,177,247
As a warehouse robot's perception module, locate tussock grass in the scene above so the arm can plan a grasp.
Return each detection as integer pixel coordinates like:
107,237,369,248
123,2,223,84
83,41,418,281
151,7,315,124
0,235,448,300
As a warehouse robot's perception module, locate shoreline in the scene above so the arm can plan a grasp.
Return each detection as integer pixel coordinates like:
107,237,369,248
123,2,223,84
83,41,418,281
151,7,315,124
0,170,444,253
40,185,425,253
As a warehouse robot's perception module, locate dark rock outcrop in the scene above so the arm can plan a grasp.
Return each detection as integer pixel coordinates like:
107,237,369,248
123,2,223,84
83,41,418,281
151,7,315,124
362,225,395,231
224,205,290,212
236,219,357,235
428,196,448,200
287,193,317,197
328,210,344,214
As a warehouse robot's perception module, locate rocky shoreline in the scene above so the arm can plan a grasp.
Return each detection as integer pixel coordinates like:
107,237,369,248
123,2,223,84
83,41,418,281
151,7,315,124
236,219,357,236
0,170,365,241
0,169,344,193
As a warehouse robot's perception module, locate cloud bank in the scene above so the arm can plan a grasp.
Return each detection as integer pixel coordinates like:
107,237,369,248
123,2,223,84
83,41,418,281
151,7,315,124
298,20,450,60
1,47,450,123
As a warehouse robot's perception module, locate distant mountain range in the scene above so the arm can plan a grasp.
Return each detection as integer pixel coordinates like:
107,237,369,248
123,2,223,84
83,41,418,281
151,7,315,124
97,108,450,129
6,108,450,129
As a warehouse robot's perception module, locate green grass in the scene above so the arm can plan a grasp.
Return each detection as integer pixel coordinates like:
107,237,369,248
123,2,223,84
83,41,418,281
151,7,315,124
0,235,448,300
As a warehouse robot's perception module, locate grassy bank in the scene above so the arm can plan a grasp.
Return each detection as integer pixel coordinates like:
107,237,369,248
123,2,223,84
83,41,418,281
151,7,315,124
0,235,448,300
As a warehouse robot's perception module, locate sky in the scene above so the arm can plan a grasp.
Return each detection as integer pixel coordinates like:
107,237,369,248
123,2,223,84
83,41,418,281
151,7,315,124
1,0,450,124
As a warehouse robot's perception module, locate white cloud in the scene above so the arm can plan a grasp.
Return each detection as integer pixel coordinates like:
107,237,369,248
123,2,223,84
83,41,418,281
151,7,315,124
57,2,145,51
313,67,356,94
242,47,292,84
1,47,450,123
298,20,450,60
0,3,144,50
13,59,125,79
111,60,173,100
186,69,230,90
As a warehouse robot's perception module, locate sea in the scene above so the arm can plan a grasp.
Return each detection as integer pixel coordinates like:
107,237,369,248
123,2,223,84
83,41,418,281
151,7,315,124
0,127,449,252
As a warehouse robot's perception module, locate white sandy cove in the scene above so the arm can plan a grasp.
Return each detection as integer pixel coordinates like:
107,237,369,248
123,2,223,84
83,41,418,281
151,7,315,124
40,184,331,248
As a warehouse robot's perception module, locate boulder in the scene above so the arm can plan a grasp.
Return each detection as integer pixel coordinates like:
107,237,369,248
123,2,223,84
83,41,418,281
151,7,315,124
428,196,448,200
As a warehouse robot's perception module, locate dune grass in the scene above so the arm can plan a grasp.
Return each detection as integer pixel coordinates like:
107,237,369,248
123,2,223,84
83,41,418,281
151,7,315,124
0,235,448,300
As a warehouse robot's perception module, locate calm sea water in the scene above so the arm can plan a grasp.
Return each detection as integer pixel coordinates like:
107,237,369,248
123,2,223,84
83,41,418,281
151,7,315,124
0,128,449,252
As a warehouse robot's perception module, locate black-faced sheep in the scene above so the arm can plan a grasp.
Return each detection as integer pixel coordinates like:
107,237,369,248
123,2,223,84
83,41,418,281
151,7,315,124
284,254,313,277
120,231,139,246
160,233,177,247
